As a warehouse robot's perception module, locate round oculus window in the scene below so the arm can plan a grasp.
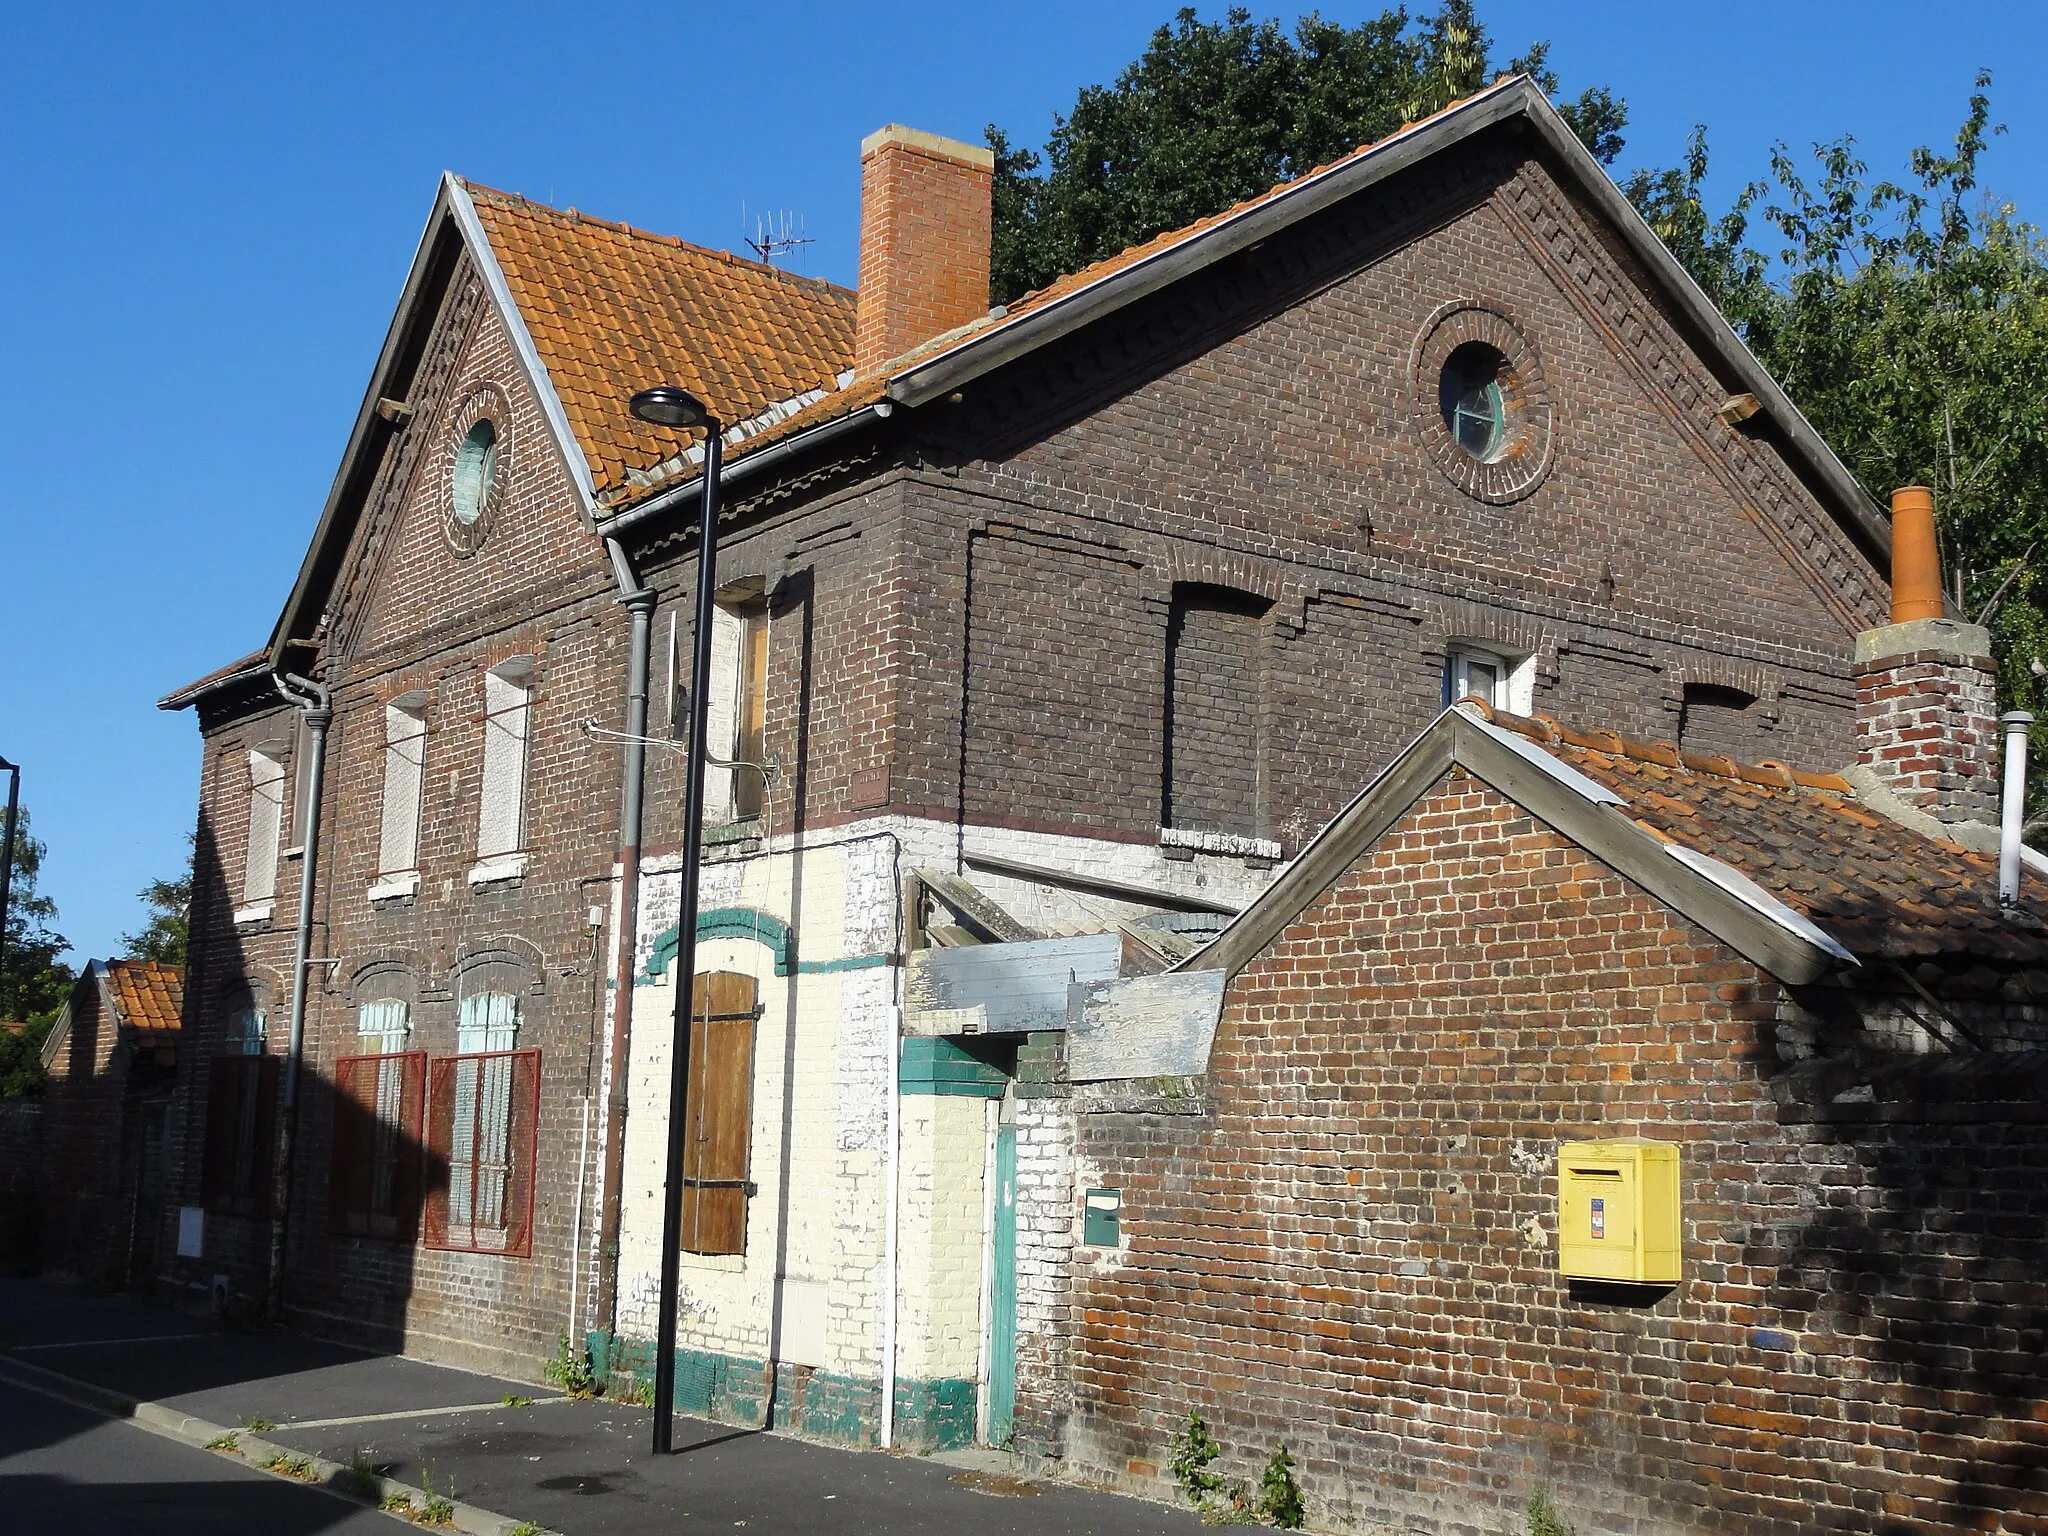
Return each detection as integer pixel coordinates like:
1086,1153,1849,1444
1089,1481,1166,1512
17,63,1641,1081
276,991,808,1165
451,418,499,527
1439,342,1510,463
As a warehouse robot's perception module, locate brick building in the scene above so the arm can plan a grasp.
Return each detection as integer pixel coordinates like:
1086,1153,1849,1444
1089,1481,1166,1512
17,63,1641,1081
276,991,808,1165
37,960,183,1290
157,73,1927,1471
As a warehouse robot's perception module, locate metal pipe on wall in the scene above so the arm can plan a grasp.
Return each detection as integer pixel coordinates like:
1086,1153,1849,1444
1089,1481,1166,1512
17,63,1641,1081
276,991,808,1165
266,671,332,1323
2001,711,2033,907
591,537,656,1355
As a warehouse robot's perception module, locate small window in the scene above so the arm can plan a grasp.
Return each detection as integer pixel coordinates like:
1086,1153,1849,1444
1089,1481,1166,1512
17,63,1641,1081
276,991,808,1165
476,661,532,866
201,1054,279,1218
705,601,770,824
680,972,758,1256
1445,645,1535,715
377,696,428,881
424,992,537,1255
1438,342,1510,463
1679,683,1760,761
226,1004,266,1056
242,748,287,907
452,419,499,526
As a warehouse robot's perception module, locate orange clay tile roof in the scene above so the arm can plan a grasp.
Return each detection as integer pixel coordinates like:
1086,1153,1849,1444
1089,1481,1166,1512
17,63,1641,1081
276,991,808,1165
1466,702,2048,967
593,87,1503,517
461,182,856,499
105,959,183,1043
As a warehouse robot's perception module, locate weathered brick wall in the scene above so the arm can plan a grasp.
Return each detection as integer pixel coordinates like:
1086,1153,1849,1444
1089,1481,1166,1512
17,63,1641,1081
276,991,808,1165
1165,586,1269,838
1057,770,2048,1535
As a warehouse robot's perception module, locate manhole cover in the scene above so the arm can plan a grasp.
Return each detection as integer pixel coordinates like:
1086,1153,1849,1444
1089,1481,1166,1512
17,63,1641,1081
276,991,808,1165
537,1473,613,1495
951,1470,1040,1498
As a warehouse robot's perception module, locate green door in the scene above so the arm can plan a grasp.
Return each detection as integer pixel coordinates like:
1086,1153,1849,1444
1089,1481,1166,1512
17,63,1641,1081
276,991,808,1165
987,1124,1018,1446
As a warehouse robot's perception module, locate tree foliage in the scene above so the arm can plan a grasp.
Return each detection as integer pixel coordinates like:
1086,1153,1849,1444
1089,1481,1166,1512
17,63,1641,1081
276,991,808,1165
0,803,75,1098
1625,76,2048,742
122,836,192,968
987,4,1626,303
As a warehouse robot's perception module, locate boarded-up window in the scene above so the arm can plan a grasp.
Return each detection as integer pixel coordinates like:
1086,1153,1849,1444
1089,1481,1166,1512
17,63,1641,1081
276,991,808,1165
680,972,758,1256
1679,683,1760,762
329,1050,425,1241
243,748,286,905
378,697,427,877
477,662,531,861
703,602,769,824
201,1055,279,1218
425,990,537,1255
1163,585,1270,836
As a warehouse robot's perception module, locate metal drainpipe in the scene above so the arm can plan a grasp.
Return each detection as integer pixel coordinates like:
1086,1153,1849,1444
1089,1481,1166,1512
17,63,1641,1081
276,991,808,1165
266,670,332,1324
2000,711,2033,907
591,537,655,1356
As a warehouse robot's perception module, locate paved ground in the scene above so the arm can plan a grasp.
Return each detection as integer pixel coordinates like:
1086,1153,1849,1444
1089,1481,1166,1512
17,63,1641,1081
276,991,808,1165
0,1371,394,1535
0,1279,1204,1535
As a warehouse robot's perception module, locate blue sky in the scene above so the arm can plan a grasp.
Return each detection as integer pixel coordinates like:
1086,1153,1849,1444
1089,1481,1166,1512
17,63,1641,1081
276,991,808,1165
3,1,2044,965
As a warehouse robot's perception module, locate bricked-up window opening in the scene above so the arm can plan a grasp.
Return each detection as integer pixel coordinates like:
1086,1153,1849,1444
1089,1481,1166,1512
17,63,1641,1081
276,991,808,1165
476,660,532,865
201,1054,278,1218
329,1047,425,1241
425,1030,539,1260
242,747,286,908
1679,683,1761,761
681,972,758,1256
1163,585,1271,838
377,695,428,880
704,600,770,825
1439,342,1511,462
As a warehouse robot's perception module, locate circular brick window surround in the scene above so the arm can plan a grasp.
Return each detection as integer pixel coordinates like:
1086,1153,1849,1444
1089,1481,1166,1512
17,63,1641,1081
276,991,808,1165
444,385,511,556
1410,302,1554,504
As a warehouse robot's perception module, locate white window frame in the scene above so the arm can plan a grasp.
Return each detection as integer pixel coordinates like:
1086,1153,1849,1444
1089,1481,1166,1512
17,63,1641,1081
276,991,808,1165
1445,644,1535,716
236,747,286,923
471,658,532,884
703,599,768,825
371,693,428,900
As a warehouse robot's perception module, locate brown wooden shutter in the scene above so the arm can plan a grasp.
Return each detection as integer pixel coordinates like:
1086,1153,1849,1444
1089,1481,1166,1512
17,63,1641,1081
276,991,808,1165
329,1052,426,1241
328,1056,377,1235
247,1056,279,1221
201,1056,246,1214
680,972,756,1256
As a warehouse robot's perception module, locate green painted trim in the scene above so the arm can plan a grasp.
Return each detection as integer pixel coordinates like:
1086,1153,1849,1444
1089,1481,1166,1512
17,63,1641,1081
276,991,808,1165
901,1036,1009,1096
796,953,891,974
639,908,793,982
585,1330,974,1450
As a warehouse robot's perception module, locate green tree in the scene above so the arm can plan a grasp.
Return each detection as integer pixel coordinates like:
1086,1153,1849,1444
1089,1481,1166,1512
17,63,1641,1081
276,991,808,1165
122,836,192,967
0,804,75,1097
987,4,1626,303
1626,77,2048,791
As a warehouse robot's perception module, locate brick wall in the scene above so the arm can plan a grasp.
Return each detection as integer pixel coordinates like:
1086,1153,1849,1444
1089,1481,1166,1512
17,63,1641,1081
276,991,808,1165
1056,770,2048,1535
856,127,993,375
1854,618,2000,826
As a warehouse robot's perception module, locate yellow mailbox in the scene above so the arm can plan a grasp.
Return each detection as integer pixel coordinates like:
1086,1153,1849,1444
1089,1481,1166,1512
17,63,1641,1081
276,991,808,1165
1557,1138,1681,1284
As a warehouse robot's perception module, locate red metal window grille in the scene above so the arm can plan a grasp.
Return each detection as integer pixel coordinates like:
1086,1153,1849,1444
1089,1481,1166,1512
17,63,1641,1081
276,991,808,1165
329,1052,426,1241
200,1054,278,1219
423,1048,540,1256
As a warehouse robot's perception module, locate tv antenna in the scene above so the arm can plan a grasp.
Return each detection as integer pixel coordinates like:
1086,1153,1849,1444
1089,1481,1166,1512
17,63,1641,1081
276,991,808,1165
742,203,814,266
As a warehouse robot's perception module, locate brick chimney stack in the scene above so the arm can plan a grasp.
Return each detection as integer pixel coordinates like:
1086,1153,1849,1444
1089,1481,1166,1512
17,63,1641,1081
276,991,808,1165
1854,486,1999,825
856,125,994,376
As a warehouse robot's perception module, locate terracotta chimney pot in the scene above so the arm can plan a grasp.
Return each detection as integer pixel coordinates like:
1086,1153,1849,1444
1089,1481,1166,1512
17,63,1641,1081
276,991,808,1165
1890,485,1943,623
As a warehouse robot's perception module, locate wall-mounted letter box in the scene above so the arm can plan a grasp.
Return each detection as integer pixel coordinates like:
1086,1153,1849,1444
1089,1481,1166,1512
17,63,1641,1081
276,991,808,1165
1082,1188,1122,1247
1557,1138,1680,1284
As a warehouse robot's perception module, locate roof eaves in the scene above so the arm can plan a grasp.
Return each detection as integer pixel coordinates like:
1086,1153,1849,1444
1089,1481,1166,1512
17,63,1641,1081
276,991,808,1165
158,651,269,712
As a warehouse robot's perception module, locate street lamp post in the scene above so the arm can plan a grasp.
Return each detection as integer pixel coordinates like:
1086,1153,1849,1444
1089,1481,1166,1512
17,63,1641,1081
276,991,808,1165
0,757,19,978
628,386,723,1456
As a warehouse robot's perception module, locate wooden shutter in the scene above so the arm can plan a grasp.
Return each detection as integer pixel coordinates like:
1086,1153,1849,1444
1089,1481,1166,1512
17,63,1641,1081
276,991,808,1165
203,1056,278,1219
329,1052,425,1241
680,972,757,1256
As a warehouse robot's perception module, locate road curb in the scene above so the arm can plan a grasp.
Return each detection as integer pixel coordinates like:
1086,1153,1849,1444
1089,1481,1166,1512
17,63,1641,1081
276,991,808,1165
0,1352,555,1535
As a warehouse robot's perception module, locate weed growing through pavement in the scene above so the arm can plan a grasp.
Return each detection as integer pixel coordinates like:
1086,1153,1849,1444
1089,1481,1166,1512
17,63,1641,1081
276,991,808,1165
415,1467,456,1527
203,1432,240,1454
244,1416,277,1432
379,1492,416,1516
501,1393,535,1408
334,1448,383,1500
507,1525,544,1536
1167,1411,1306,1527
262,1452,314,1481
541,1333,594,1397
1527,1489,1576,1536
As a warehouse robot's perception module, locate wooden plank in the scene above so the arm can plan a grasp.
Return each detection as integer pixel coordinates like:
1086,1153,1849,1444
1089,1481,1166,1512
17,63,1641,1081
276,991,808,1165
916,868,1039,943
1067,970,1226,1082
905,933,1121,1035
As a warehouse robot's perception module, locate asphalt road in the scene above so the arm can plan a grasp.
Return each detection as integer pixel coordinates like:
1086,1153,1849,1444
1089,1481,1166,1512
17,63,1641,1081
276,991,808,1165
0,1372,395,1536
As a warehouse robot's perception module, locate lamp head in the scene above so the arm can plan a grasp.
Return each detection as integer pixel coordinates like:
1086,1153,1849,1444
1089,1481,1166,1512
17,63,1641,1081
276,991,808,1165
629,385,711,430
